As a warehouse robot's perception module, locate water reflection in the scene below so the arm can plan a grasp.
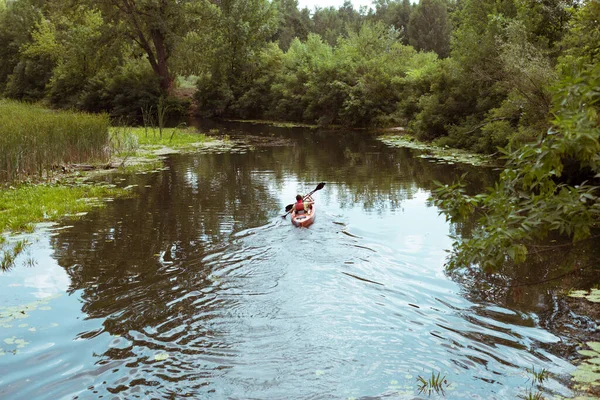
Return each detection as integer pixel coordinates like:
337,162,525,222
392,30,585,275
0,124,586,399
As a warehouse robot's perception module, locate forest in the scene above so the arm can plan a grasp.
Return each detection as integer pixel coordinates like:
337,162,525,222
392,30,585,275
0,0,596,153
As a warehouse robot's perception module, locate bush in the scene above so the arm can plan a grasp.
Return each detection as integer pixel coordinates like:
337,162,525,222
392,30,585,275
78,60,161,123
194,72,233,118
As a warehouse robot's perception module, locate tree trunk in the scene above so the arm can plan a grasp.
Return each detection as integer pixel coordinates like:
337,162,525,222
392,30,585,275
151,29,172,95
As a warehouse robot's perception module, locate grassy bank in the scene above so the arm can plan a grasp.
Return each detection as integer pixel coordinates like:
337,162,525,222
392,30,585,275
0,100,109,182
111,126,210,156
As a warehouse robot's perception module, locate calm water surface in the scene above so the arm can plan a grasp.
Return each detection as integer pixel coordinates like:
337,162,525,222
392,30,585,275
0,124,586,399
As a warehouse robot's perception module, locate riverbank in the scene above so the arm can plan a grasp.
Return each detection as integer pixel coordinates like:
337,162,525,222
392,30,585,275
0,126,237,234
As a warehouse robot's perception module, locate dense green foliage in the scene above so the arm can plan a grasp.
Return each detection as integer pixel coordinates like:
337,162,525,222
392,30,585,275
0,100,109,182
432,60,600,272
1,0,594,152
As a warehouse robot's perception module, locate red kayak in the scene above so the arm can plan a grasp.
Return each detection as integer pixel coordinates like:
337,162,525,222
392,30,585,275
291,203,315,227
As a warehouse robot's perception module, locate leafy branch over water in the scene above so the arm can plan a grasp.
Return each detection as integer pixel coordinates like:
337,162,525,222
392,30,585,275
430,63,600,273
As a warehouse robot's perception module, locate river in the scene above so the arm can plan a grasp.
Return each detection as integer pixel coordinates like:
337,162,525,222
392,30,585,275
0,122,594,399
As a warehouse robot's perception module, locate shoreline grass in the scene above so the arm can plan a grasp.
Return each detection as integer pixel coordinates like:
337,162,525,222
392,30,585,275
111,126,210,155
0,100,110,183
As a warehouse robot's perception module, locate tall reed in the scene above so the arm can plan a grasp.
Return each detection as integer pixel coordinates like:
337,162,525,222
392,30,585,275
0,100,110,183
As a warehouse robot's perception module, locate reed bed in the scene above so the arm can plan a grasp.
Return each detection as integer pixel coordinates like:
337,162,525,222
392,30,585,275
0,100,110,183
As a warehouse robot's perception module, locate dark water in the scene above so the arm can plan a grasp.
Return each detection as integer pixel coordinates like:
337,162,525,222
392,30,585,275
0,124,593,399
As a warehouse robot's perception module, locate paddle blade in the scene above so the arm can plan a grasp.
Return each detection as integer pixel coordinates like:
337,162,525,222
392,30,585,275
315,182,326,191
285,204,293,212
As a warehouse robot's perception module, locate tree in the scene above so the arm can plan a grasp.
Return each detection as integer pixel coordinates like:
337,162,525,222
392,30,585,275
407,0,451,58
271,0,311,50
96,0,206,94
370,0,413,44
0,0,45,96
431,62,600,272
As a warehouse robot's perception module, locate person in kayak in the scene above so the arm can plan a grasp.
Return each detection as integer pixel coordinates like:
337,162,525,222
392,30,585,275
292,194,313,215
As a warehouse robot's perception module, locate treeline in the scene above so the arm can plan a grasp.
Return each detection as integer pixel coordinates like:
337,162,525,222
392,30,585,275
0,0,598,152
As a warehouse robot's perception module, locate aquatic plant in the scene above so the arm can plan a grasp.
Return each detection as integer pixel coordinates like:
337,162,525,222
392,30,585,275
379,134,494,167
0,239,29,272
568,289,600,303
416,371,448,396
526,366,550,385
518,390,544,400
110,126,209,156
571,342,600,394
0,100,110,183
0,183,130,234
518,365,550,400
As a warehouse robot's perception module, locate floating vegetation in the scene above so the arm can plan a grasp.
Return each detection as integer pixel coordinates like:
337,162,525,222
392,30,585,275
0,294,61,354
0,183,130,234
379,134,495,167
109,127,247,165
518,365,550,400
416,371,449,396
568,289,600,303
571,342,600,394
224,119,321,129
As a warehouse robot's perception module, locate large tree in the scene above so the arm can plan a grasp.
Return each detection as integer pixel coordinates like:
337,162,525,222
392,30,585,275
96,0,205,94
407,0,451,58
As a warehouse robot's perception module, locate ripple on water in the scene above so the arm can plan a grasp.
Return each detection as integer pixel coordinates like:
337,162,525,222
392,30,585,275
0,179,579,400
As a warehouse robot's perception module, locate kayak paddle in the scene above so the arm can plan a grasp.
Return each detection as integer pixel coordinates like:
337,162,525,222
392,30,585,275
282,182,325,218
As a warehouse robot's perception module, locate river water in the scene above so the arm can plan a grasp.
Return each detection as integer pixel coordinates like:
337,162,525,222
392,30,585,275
0,123,593,399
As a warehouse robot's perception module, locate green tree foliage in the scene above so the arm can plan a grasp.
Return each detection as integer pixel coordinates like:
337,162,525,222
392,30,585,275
369,0,413,44
311,1,363,46
194,0,278,115
95,0,208,94
0,0,50,100
215,21,440,127
271,0,311,50
432,61,600,272
407,0,451,58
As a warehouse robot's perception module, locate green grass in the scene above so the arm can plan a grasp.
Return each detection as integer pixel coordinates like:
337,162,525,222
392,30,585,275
0,183,130,234
0,100,110,183
110,126,209,156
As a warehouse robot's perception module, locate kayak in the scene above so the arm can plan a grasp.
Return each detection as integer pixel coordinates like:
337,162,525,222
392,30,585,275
291,204,316,228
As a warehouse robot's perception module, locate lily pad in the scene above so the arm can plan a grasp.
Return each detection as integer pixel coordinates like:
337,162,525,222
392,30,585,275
571,365,600,383
587,342,600,353
578,350,600,357
569,290,589,298
567,289,600,303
